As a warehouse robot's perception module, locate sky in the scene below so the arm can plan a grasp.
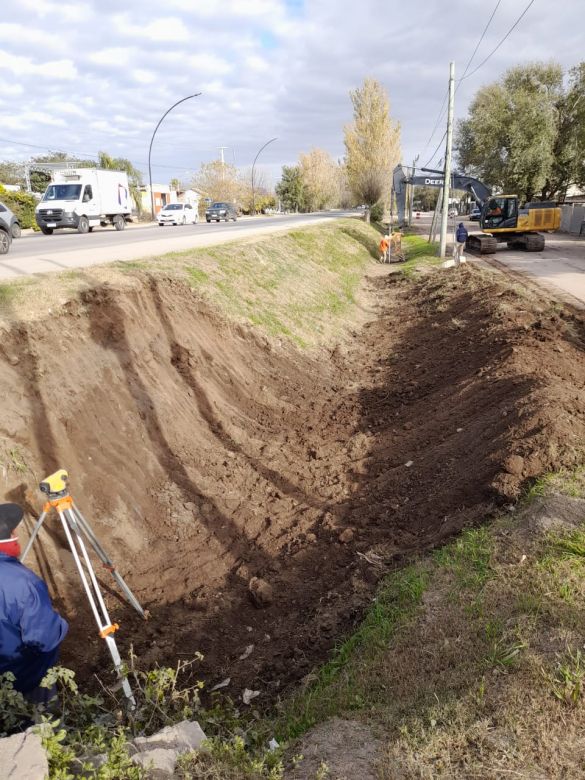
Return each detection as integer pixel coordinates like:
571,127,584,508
0,0,583,187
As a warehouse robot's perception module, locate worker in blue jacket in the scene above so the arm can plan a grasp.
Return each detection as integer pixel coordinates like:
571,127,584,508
454,222,468,266
0,503,68,695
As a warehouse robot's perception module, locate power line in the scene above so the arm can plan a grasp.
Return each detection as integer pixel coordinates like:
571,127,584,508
457,0,537,82
420,87,449,157
419,0,500,162
0,136,193,172
457,0,503,84
424,130,447,168
420,0,521,164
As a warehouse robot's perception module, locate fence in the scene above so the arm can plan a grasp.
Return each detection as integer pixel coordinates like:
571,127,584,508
560,203,585,236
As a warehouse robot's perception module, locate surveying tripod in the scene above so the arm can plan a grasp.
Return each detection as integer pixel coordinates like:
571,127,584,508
20,469,146,707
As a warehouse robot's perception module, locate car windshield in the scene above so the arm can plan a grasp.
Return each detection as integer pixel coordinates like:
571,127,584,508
211,203,228,208
163,204,183,210
42,184,82,202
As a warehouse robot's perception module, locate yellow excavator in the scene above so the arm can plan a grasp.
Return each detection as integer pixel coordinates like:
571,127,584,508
393,165,561,254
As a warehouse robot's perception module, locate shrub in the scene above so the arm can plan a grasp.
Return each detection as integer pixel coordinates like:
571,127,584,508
369,201,384,223
0,186,39,230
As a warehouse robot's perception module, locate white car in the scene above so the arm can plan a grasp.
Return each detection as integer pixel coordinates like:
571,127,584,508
158,203,198,226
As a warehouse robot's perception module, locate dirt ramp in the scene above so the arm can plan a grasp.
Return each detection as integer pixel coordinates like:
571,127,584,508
0,263,583,698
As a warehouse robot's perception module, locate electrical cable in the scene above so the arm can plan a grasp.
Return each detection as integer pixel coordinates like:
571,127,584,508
457,0,537,82
457,0,502,85
419,0,501,164
424,130,447,169
0,136,195,172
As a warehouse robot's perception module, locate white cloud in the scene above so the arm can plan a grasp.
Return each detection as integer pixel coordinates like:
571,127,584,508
0,51,78,79
0,0,583,181
130,69,157,85
89,48,136,67
17,0,93,22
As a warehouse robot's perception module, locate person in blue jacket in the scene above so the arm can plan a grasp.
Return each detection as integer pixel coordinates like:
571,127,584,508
454,222,468,266
0,503,68,695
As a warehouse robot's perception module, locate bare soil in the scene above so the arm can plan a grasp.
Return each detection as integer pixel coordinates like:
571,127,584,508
1,260,584,705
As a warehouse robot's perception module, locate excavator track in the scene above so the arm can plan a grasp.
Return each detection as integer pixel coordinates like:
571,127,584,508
466,233,498,255
506,233,546,252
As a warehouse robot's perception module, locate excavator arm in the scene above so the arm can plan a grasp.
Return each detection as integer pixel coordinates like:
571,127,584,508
392,164,492,224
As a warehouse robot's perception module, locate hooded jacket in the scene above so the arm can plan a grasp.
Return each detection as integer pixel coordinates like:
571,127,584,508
456,224,468,243
0,552,68,692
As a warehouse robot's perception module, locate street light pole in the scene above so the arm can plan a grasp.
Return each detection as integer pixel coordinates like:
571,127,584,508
148,93,202,221
251,137,277,216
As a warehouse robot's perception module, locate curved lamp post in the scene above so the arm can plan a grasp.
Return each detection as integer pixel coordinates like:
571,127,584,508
251,137,277,216
148,93,202,220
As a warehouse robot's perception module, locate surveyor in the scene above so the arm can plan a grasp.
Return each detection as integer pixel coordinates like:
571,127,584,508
0,503,68,696
454,222,468,266
379,234,390,262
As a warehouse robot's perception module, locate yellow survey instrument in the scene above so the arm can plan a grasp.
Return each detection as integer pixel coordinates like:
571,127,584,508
21,468,146,708
39,469,69,497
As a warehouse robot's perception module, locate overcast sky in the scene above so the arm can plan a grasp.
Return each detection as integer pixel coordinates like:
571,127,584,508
0,0,583,187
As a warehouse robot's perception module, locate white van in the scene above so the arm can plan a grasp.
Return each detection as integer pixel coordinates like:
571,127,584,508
36,169,132,234
158,203,198,226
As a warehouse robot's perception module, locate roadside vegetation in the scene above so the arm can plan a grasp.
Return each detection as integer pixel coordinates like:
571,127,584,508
0,219,380,350
3,230,584,779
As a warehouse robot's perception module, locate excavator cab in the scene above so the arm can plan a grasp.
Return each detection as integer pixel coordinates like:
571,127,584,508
481,196,519,231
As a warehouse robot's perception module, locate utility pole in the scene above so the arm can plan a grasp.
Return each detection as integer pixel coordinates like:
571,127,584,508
218,147,228,182
408,154,419,226
439,62,455,259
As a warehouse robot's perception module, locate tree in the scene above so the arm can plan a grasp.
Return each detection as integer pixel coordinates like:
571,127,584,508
192,160,241,205
27,152,94,193
299,148,340,211
0,161,25,187
98,151,143,212
456,62,585,202
344,78,401,221
276,165,305,212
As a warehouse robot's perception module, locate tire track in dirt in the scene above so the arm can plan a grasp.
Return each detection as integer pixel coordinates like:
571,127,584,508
0,262,584,702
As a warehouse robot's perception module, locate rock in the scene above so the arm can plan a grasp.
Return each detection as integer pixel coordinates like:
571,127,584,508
132,721,207,778
339,528,355,544
504,454,524,476
133,720,207,754
132,747,177,777
306,533,317,544
248,577,273,608
8,356,20,366
0,727,48,780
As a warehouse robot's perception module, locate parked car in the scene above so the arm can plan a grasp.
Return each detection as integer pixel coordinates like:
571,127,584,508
0,201,21,238
0,211,12,254
158,203,198,226
469,207,482,222
205,202,237,222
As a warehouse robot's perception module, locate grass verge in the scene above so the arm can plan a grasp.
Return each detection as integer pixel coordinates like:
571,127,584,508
0,219,380,350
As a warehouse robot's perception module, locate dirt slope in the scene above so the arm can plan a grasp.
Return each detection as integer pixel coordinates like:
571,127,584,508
0,253,584,702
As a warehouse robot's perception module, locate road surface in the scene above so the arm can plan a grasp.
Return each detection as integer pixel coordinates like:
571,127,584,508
413,212,585,307
0,211,355,280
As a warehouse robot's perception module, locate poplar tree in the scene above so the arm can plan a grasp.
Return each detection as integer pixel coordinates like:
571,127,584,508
344,78,401,221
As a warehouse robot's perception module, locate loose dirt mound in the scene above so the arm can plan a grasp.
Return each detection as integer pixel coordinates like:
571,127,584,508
0,261,584,702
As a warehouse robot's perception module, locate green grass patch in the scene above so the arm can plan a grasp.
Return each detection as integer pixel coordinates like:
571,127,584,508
400,234,441,278
277,566,429,739
186,266,210,286
433,526,492,591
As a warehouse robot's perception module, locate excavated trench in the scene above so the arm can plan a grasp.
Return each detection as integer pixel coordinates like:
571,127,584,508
1,265,585,701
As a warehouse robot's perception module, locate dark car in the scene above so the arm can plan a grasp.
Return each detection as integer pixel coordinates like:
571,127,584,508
469,207,482,222
0,201,21,238
0,211,12,254
205,202,237,222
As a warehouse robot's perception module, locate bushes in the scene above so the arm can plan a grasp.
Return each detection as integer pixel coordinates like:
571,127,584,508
0,186,38,230
369,201,384,223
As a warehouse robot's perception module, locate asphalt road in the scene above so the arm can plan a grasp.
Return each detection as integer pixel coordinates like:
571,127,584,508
414,212,585,307
0,211,356,280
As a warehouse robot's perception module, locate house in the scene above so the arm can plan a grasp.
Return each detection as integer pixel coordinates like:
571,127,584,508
139,185,201,215
140,184,176,215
